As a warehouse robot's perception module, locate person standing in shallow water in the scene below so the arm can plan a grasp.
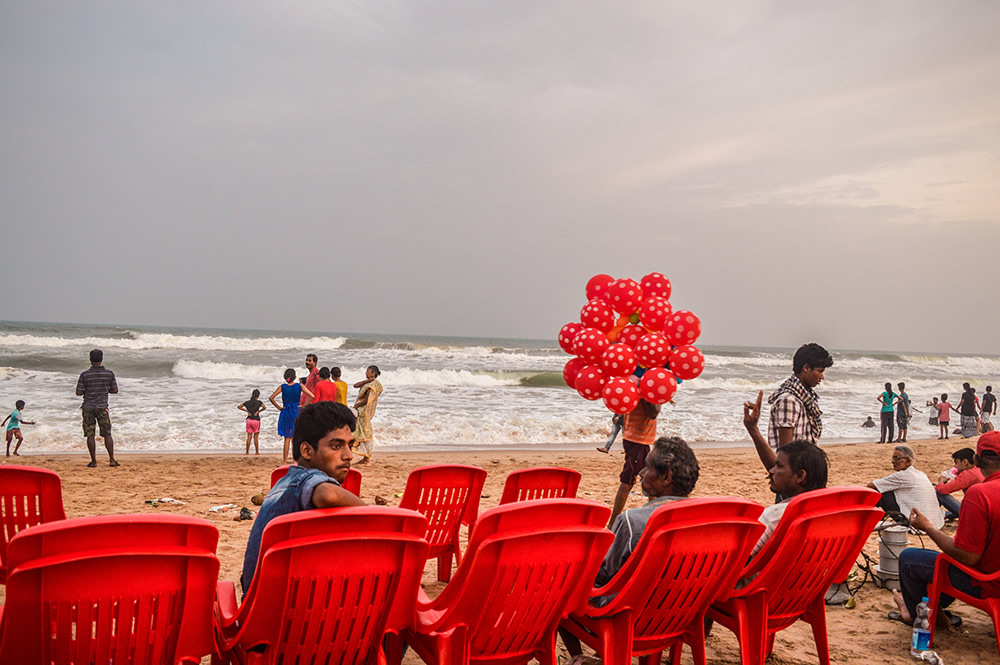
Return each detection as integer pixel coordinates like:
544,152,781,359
238,389,266,455
76,348,120,468
270,369,314,464
352,365,383,465
878,382,897,444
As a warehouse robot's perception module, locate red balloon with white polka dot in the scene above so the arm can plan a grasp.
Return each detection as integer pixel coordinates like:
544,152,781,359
664,310,701,345
639,367,678,404
602,377,640,414
669,345,705,380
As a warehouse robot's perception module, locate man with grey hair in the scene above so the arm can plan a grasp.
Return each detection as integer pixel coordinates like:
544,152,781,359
560,436,700,657
867,445,943,529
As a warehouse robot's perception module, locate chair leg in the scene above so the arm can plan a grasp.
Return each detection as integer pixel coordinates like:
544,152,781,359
437,551,453,582
683,616,708,665
928,587,941,649
384,633,404,665
988,602,1000,661
803,596,831,665
734,592,767,665
598,611,633,665
436,625,469,665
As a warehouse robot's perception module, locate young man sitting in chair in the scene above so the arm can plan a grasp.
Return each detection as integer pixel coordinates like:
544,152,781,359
241,401,364,593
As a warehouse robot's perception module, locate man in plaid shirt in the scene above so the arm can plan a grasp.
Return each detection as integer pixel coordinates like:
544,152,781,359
744,342,834,473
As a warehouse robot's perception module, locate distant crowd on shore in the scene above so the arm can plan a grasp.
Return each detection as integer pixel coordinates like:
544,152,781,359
865,381,996,442
4,349,387,468
240,353,384,466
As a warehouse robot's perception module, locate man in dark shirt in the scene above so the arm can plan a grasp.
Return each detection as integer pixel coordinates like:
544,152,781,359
75,348,120,467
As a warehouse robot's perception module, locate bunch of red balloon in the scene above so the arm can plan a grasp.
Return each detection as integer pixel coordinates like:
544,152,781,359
559,273,705,414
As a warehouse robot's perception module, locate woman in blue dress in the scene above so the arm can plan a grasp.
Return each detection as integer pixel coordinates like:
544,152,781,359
269,368,314,464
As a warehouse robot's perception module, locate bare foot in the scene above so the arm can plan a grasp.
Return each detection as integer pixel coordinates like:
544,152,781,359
891,589,912,623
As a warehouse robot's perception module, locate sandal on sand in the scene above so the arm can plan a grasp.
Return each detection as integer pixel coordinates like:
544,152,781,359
109,460,121,467
86,461,98,468
887,610,912,626
888,610,962,628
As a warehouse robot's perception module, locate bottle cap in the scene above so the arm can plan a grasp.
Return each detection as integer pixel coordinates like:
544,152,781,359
921,596,929,602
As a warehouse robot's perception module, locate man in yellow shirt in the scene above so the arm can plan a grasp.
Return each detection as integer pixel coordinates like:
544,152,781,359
332,367,348,405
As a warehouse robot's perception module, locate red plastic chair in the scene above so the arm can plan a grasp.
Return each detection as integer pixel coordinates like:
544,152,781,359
928,554,1000,659
232,506,428,599
6,513,218,566
0,465,66,584
0,516,220,665
398,464,487,582
499,467,582,505
391,499,614,665
560,498,765,665
213,508,429,665
270,464,362,495
708,487,882,665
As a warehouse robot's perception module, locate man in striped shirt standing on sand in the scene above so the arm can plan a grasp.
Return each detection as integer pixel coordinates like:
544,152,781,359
76,348,120,468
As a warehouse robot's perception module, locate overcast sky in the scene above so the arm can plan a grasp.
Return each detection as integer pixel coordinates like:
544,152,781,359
1,2,998,353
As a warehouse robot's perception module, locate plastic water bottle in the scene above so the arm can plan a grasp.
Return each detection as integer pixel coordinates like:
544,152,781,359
910,596,931,656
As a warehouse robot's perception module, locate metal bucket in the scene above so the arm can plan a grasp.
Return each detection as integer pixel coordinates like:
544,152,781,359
877,526,909,576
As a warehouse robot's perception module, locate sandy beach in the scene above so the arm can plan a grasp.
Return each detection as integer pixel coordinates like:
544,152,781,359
2,435,996,664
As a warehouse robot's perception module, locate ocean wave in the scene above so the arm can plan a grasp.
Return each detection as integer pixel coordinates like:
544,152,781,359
171,360,525,388
173,360,288,383
0,332,348,352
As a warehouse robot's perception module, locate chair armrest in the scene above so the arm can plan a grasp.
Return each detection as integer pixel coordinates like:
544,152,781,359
416,587,433,609
936,553,1000,582
215,580,239,626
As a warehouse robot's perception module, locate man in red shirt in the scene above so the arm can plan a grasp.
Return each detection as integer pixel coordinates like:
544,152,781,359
608,398,660,527
935,447,985,521
302,353,320,406
890,431,1000,625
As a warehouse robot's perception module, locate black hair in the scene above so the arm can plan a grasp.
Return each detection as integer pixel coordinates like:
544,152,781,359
300,378,307,384
952,448,976,464
963,382,970,389
90,348,103,363
307,353,318,363
987,386,993,392
897,382,905,390
332,367,342,379
250,389,260,400
15,400,25,409
292,402,357,461
319,367,331,380
283,368,296,382
792,343,833,374
779,439,828,492
367,365,381,377
941,393,948,401
647,436,700,496
884,382,892,392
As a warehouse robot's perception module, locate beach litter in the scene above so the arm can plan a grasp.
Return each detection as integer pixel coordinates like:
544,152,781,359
250,493,264,505
374,495,389,506
144,497,186,507
209,503,239,513
238,507,254,521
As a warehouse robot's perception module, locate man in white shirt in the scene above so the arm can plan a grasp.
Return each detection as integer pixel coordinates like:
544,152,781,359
867,445,944,530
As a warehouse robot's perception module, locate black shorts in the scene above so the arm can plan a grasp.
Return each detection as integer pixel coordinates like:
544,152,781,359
619,439,650,485
82,408,112,438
